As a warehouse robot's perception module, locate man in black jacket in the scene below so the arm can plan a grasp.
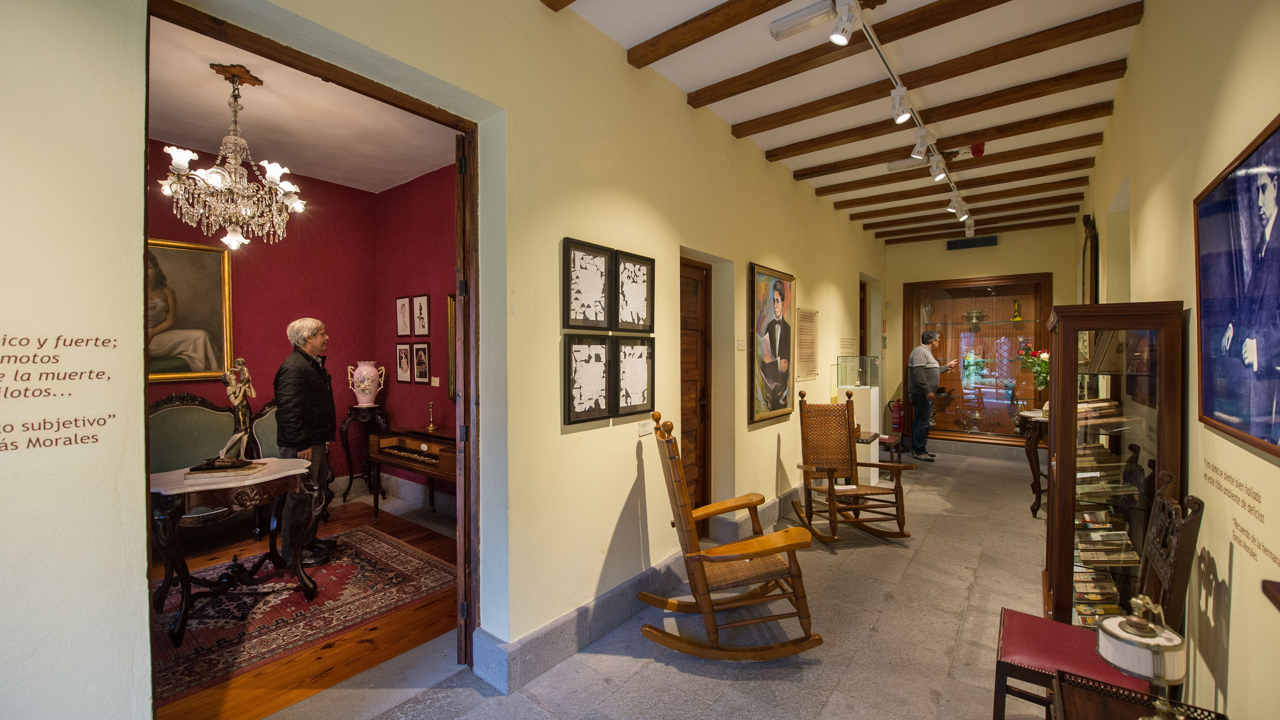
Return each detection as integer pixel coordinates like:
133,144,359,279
275,318,337,566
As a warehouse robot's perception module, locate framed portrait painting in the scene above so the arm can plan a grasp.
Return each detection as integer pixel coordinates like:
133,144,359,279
146,239,232,382
564,334,611,425
748,263,795,423
1194,110,1280,459
396,297,412,337
613,336,654,418
615,250,655,333
563,238,612,330
395,344,412,383
412,295,430,336
412,343,431,385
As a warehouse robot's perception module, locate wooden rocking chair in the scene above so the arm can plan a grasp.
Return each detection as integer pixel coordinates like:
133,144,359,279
792,390,915,542
637,412,823,661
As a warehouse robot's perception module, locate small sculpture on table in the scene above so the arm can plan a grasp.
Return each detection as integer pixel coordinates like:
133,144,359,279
920,297,933,325
222,358,255,434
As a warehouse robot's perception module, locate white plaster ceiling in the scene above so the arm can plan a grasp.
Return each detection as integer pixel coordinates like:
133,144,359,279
148,18,459,194
565,0,1139,233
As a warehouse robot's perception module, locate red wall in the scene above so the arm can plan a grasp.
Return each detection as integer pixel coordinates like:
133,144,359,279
146,138,456,481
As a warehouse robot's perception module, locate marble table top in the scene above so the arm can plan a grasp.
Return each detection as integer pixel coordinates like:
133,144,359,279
150,457,310,496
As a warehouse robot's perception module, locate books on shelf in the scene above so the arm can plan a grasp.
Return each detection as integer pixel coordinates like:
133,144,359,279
1080,549,1140,567
1076,530,1131,544
1074,571,1113,583
1076,483,1139,499
1075,603,1123,617
1074,582,1120,604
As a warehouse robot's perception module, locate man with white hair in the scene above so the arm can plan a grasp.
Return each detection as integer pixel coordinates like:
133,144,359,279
274,318,337,566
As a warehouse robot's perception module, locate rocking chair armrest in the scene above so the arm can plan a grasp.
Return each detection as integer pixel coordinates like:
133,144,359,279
796,463,840,475
859,461,918,472
690,493,765,522
689,526,812,563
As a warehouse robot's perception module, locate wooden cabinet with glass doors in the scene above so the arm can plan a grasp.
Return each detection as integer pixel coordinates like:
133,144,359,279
1043,301,1184,626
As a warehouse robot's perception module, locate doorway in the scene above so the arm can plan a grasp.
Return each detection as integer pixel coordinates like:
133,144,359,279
679,259,712,535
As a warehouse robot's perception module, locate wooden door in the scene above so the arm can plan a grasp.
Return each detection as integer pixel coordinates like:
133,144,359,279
679,260,711,534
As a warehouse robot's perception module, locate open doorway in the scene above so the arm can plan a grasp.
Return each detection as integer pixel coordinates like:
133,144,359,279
143,4,480,718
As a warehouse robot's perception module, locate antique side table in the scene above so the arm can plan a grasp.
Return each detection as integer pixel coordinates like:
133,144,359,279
149,457,317,647
1053,671,1227,719
1017,409,1049,517
339,404,389,511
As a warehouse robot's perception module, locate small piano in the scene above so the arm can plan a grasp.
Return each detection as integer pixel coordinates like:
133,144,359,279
367,429,457,516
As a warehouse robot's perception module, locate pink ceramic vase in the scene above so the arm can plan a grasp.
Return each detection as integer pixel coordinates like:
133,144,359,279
348,361,385,406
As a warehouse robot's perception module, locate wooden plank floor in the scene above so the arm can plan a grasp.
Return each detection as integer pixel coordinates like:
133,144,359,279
153,503,457,720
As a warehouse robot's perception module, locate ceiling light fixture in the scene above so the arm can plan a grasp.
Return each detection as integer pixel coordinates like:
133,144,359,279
161,64,305,249
947,193,963,215
965,218,976,237
886,156,929,172
956,202,971,222
890,86,912,125
829,4,861,46
929,154,947,182
910,128,935,160
771,0,837,41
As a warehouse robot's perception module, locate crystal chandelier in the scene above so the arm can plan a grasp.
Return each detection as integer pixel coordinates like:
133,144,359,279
160,64,304,249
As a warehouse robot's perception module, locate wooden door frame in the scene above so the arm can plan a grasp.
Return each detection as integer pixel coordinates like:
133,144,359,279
147,0,483,668
679,258,713,532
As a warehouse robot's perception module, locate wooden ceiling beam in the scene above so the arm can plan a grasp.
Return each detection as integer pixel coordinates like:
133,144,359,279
884,217,1078,245
732,2,1142,137
541,0,577,10
875,205,1080,238
687,0,1014,109
795,102,1111,181
627,0,793,69
847,177,1091,219
861,193,1085,229
833,158,1095,209
815,133,1102,196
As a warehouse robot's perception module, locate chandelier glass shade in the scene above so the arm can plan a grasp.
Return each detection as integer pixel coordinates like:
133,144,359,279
160,64,304,249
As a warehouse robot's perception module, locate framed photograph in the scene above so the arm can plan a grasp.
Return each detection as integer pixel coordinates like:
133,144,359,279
396,296,412,337
146,238,232,382
613,336,654,418
564,334,611,425
748,263,795,423
412,295,430,336
395,344,412,383
1194,110,1280,459
615,250,655,333
412,343,431,385
563,238,612,330
447,293,457,399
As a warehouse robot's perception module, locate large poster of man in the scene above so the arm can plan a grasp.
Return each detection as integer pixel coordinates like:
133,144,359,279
749,263,795,423
1195,112,1280,459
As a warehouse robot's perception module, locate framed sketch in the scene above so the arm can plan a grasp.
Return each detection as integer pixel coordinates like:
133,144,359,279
412,295,430,336
563,238,612,330
447,293,457,399
615,250,654,333
564,334,611,424
1194,109,1280,459
748,263,795,423
146,238,232,382
412,343,431,385
396,296,412,337
395,345,412,383
613,336,654,417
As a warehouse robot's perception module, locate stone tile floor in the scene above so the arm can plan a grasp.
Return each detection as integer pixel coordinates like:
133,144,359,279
375,453,1049,720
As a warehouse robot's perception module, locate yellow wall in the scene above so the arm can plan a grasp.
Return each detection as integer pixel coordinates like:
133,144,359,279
1083,1,1280,717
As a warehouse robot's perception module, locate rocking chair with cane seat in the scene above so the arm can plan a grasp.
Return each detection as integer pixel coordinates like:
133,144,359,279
637,411,823,661
792,390,916,543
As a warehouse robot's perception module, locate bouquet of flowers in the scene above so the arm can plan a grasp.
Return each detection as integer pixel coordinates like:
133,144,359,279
1019,345,1050,390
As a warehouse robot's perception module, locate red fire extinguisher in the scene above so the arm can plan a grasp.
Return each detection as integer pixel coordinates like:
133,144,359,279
890,398,904,433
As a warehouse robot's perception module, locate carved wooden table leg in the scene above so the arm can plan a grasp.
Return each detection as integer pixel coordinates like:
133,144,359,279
1025,420,1047,518
340,407,357,503
151,493,194,647
369,460,382,519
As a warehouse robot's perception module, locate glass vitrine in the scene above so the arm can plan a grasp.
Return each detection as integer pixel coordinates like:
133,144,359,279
1043,302,1184,626
902,274,1052,444
833,355,880,391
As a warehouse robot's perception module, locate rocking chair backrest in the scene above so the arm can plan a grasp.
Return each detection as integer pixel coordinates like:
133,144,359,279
651,412,702,556
797,390,858,481
1137,473,1204,631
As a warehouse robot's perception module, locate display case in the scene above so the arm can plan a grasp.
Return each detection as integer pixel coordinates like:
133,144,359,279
832,355,882,484
1043,301,1184,626
833,355,880,392
902,274,1052,445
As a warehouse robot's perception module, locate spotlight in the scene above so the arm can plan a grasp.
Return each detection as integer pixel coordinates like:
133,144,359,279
771,0,837,41
829,4,860,46
890,86,912,125
929,154,947,182
910,128,934,160
947,193,962,215
956,202,970,222
965,218,976,237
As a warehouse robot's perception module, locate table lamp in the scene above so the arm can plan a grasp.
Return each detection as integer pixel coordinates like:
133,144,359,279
1096,594,1188,720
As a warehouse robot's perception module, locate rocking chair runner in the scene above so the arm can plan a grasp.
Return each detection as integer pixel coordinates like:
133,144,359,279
637,412,823,661
793,390,916,543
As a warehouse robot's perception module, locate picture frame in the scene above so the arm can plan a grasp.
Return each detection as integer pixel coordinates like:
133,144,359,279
412,295,430,336
396,296,412,337
564,334,612,425
447,293,457,399
146,238,233,382
563,238,613,330
395,344,412,383
748,262,796,423
614,250,655,333
412,343,431,385
1194,109,1280,460
613,336,654,418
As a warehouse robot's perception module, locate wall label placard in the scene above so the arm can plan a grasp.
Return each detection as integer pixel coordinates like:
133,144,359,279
1203,458,1265,524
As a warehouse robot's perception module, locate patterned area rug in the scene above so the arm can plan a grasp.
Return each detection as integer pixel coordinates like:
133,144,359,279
152,525,455,706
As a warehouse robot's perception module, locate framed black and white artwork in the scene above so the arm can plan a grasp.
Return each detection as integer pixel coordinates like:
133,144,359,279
396,296,412,337
412,295,430,336
615,250,654,333
412,343,431,384
613,336,654,418
563,238,612,330
564,334,611,424
395,344,412,383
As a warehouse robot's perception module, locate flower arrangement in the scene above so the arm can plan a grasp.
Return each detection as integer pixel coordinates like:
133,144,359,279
1019,345,1051,390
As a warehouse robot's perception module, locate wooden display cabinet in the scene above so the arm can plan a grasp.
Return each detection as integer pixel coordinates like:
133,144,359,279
902,273,1052,446
1042,301,1184,625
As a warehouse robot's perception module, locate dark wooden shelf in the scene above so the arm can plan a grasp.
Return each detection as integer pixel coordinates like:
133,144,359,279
1264,580,1280,611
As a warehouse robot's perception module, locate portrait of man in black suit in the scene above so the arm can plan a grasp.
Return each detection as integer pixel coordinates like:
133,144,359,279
750,264,795,422
760,280,792,411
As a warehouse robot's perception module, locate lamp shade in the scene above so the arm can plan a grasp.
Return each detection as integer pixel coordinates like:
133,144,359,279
1097,615,1187,683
